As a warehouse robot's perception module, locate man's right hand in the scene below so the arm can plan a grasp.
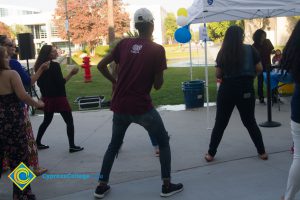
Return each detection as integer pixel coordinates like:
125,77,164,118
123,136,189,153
36,100,45,108
70,67,79,75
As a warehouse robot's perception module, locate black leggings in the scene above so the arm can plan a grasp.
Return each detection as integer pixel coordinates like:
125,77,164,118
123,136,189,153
208,77,266,157
257,74,264,99
36,111,75,147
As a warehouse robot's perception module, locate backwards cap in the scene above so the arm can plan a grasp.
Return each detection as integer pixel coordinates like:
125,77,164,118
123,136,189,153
134,8,154,24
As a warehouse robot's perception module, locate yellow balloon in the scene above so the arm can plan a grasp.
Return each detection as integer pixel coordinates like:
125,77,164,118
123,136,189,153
177,8,188,17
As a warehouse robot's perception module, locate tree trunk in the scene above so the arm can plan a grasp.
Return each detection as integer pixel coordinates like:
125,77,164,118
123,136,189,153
168,37,173,45
108,0,115,45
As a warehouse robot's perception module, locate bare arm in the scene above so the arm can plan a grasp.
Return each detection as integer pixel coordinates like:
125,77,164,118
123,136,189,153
153,71,164,90
64,67,79,82
10,71,44,108
97,54,117,85
215,67,222,79
255,62,263,75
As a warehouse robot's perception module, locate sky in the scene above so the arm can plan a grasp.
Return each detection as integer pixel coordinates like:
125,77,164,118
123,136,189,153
0,0,194,13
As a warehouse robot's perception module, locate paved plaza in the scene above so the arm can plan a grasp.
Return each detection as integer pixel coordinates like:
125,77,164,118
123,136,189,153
0,98,298,200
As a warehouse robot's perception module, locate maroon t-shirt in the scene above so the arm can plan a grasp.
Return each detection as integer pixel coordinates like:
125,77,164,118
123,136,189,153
111,38,167,114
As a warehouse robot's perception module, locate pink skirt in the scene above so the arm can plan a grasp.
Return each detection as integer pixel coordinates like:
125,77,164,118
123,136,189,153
42,96,71,112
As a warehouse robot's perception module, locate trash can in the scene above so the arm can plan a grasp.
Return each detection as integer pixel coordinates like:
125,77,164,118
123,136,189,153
182,80,205,109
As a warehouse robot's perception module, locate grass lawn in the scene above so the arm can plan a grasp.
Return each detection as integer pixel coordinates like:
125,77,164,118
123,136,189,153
164,45,199,60
62,65,218,111
71,44,200,66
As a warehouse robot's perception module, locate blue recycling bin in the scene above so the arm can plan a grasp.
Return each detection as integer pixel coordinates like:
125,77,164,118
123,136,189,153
182,80,205,109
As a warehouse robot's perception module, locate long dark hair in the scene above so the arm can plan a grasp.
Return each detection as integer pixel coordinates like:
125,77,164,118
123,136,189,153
34,45,52,72
281,20,300,83
0,46,9,71
252,29,266,47
216,25,244,75
0,35,7,46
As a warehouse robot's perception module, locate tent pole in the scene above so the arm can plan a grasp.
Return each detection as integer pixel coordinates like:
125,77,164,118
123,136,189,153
189,37,193,80
204,23,211,129
259,64,281,127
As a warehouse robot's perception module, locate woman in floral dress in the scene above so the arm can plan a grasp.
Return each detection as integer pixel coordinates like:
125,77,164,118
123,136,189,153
0,46,44,200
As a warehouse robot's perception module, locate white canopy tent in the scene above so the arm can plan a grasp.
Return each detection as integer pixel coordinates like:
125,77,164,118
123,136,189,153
185,0,300,128
187,0,300,24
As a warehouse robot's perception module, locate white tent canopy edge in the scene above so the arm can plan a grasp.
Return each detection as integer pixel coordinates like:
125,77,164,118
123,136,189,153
187,0,300,24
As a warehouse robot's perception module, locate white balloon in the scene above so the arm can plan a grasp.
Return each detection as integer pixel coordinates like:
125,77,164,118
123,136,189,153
176,16,188,27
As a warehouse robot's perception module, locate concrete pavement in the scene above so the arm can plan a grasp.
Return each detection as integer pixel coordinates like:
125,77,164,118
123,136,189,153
0,98,298,200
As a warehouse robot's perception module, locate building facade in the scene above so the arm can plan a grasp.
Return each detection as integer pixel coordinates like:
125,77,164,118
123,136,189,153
244,17,293,47
0,5,39,17
0,5,70,52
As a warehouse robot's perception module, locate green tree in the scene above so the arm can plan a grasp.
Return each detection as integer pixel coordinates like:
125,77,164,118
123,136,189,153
164,12,177,44
207,20,244,42
10,24,31,37
293,16,300,20
286,16,300,32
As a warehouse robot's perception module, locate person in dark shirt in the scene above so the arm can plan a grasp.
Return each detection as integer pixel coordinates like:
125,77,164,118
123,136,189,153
94,8,183,199
281,20,300,200
252,29,274,104
34,45,84,153
204,25,268,162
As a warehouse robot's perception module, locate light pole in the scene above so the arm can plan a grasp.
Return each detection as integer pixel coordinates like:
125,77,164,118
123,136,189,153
64,0,72,64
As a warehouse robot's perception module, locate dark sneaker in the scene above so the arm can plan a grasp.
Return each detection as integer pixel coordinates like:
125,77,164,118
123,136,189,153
37,143,49,150
259,98,265,104
94,184,110,199
160,183,183,197
69,146,84,153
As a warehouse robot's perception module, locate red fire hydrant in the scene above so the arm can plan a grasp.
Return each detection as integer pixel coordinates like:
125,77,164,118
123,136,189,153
82,56,92,82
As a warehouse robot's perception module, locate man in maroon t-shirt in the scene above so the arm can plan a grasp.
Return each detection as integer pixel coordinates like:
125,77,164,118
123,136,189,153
94,8,183,199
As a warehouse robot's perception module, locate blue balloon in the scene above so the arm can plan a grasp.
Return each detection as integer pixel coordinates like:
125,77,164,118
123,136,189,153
174,28,191,43
183,24,190,29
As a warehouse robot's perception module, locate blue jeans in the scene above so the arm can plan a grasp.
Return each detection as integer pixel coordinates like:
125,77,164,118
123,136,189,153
149,132,158,146
98,108,171,182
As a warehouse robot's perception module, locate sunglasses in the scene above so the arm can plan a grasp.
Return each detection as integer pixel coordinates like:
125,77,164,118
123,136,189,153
5,43,14,47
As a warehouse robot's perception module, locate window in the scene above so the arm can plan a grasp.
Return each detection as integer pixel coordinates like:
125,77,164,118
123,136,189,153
29,25,47,39
51,25,59,37
40,25,47,39
0,8,8,17
34,25,40,39
17,10,40,15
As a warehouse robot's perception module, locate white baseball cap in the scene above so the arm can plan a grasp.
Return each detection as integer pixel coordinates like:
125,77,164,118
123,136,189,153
134,8,154,24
